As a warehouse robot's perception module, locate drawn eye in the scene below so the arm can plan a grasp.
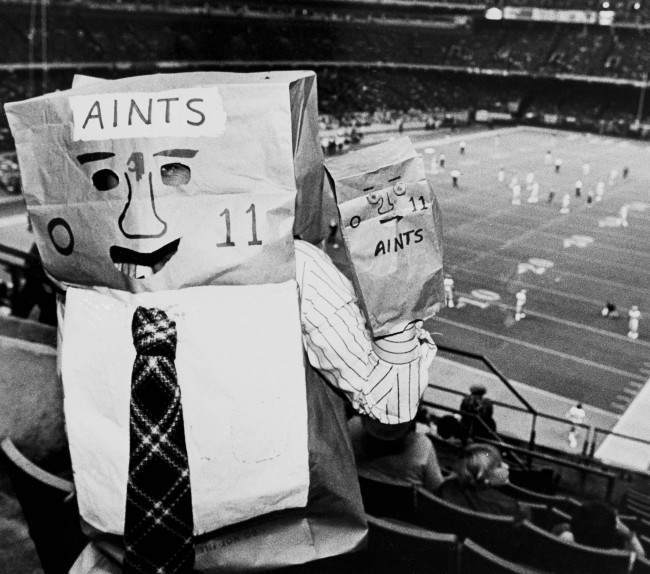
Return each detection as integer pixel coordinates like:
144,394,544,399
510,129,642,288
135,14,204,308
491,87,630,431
367,192,380,205
161,163,191,186
393,182,407,195
92,169,119,191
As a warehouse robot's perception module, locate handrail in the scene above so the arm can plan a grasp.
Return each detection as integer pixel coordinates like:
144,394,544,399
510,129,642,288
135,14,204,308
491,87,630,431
478,437,617,501
428,383,591,432
435,343,539,451
436,343,536,415
424,401,530,470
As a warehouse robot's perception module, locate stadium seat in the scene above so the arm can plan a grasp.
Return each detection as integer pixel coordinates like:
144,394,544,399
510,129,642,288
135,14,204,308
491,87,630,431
459,539,547,574
414,486,517,558
626,489,650,506
500,482,581,516
637,519,650,538
514,519,632,574
365,514,458,574
357,474,417,522
0,438,86,574
632,555,650,574
624,501,650,522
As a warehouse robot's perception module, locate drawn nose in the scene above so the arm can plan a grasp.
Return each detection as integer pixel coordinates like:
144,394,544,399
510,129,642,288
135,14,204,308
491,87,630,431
119,170,167,239
377,190,395,215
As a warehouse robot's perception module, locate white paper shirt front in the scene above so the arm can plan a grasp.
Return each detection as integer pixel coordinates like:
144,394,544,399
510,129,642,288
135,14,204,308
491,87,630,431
61,282,310,536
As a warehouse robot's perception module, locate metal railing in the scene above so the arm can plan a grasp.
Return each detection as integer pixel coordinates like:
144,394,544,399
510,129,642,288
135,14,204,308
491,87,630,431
436,343,540,452
432,343,650,469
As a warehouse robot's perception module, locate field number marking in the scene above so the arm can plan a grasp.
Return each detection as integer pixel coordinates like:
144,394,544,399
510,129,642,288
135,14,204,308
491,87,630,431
518,258,554,275
563,235,594,248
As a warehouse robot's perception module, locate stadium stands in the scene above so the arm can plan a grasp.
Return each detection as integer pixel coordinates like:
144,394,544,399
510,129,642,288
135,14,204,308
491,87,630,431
414,486,518,557
366,514,458,574
515,519,632,573
357,475,418,522
0,438,86,574
458,539,543,574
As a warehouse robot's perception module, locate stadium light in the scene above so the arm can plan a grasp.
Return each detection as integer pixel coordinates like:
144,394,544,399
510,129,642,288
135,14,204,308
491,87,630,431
602,1,610,8
633,2,641,9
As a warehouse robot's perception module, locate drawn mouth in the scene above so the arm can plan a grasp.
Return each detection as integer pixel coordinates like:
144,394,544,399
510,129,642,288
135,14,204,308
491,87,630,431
109,238,180,279
379,215,403,224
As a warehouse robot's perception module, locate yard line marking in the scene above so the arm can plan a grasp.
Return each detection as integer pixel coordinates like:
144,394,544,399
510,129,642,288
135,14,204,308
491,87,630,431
453,289,650,346
447,224,650,279
449,241,650,286
431,355,617,419
451,266,649,319
448,245,650,299
610,402,629,411
434,317,648,380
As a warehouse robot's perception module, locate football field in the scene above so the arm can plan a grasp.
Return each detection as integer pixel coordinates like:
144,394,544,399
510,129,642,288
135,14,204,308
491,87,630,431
411,127,650,416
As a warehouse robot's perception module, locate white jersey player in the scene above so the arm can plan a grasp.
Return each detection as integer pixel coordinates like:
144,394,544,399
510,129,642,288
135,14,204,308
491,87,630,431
566,403,586,449
608,168,618,185
515,289,527,321
554,158,563,173
544,150,552,165
498,167,505,183
560,193,571,214
459,141,466,155
582,162,591,176
620,204,629,227
628,306,641,340
512,184,522,205
596,181,605,202
525,172,535,186
444,275,455,308
527,181,540,204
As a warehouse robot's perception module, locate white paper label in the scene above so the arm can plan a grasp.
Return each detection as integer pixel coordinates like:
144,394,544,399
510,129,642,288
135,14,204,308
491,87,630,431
70,87,227,141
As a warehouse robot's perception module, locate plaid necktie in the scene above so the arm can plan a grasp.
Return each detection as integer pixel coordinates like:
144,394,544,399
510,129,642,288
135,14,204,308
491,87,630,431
123,306,195,574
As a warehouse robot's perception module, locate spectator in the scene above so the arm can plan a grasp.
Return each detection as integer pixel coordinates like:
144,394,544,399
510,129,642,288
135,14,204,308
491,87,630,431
555,501,645,557
460,384,497,439
435,413,468,446
566,402,586,449
348,415,444,492
436,443,528,519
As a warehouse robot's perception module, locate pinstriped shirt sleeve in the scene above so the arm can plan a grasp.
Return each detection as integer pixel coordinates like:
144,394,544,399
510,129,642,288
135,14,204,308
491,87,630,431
295,240,436,424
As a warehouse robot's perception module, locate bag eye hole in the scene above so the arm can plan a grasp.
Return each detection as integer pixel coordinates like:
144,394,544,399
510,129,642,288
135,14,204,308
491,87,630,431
393,182,407,195
161,163,191,186
92,169,119,191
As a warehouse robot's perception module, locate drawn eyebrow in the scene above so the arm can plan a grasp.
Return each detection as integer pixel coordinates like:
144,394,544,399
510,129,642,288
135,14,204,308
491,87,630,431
363,186,374,192
153,149,198,158
77,152,115,164
388,176,401,182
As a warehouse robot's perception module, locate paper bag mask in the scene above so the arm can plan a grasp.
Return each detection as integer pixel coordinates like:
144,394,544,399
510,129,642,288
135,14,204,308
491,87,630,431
327,137,444,337
5,70,324,292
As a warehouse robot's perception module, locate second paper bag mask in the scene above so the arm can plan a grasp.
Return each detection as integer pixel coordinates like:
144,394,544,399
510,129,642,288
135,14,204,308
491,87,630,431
327,137,444,337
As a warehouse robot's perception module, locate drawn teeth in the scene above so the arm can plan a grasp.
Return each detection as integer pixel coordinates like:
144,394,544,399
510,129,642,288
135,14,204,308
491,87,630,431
113,262,153,279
